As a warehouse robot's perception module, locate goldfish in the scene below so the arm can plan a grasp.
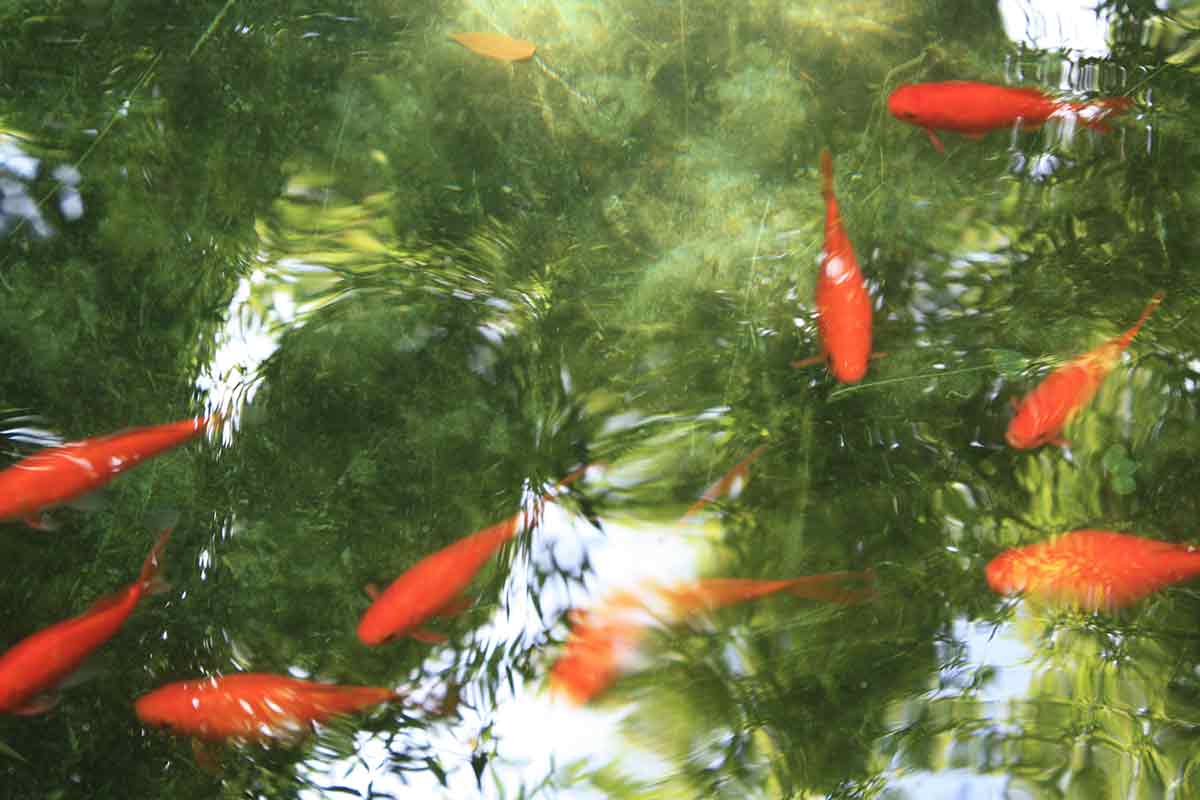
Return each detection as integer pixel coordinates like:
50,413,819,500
550,571,874,704
357,465,590,646
135,673,397,742
1006,292,1164,449
0,530,170,715
680,444,767,522
986,529,1200,611
805,148,873,383
888,81,1133,152
450,32,537,62
0,415,213,527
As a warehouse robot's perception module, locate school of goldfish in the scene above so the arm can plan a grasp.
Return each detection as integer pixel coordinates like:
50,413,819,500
1,28,1184,773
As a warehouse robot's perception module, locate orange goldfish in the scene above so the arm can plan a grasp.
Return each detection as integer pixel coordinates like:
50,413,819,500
888,81,1133,152
1006,292,1163,449
550,571,874,704
807,149,873,383
0,416,213,527
357,465,590,646
986,530,1200,611
0,530,170,715
680,445,767,522
135,673,397,742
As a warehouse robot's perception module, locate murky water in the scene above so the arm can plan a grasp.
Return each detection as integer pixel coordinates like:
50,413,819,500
2,1,1200,797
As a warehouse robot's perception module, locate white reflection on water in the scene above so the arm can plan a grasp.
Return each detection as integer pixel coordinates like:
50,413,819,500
880,611,1039,798
998,0,1112,59
299,498,707,799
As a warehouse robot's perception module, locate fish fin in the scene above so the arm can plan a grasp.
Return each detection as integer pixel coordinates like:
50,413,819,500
819,148,834,199
1073,96,1133,132
65,489,109,514
1050,436,1069,448
23,512,59,531
925,128,945,153
144,577,171,596
409,627,450,644
12,693,59,715
138,529,172,586
434,592,474,619
1116,290,1165,350
143,507,181,532
192,739,222,775
1009,396,1022,412
790,354,825,369
964,131,986,140
785,570,877,604
364,583,381,601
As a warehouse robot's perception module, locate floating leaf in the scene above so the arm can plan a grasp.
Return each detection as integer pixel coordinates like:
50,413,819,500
449,32,536,63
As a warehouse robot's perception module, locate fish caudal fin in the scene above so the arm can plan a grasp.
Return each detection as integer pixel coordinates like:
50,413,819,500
138,529,172,588
1069,96,1133,132
785,570,877,604
1117,291,1165,351
819,149,834,199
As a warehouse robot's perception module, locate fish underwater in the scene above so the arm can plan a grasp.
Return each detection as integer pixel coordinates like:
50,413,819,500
1006,292,1164,449
550,571,875,704
986,529,1200,611
0,415,213,527
679,445,768,522
0,530,170,715
887,80,1133,152
357,465,591,646
134,672,398,742
805,148,873,384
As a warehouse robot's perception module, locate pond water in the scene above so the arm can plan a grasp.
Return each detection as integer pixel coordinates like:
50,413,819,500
2,0,1200,798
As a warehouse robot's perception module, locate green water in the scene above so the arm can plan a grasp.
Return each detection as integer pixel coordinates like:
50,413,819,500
2,0,1200,797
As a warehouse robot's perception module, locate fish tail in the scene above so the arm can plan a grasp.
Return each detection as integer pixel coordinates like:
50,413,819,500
1070,95,1133,132
138,528,173,587
819,148,835,200
1117,290,1165,350
784,570,877,604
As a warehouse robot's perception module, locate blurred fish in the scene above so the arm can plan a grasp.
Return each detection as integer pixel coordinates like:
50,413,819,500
793,149,873,383
550,571,874,704
680,444,767,522
449,32,536,62
357,465,591,646
134,673,397,743
1006,292,1164,449
888,81,1133,152
0,415,214,528
0,530,170,715
986,529,1200,611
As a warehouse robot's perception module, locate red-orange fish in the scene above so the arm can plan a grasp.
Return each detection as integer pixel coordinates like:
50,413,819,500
1006,292,1164,449
134,673,397,742
357,465,590,646
803,149,872,383
888,81,1133,152
550,571,874,704
0,530,170,715
0,416,213,527
986,529,1200,611
680,445,767,522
